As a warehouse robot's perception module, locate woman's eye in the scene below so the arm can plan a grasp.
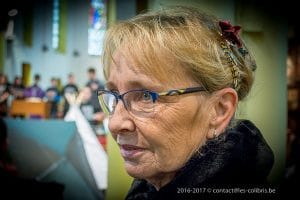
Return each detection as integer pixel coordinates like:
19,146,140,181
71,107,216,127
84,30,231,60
142,92,152,101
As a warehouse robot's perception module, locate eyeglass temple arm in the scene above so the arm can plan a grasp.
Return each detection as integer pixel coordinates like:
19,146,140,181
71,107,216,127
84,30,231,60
158,87,206,96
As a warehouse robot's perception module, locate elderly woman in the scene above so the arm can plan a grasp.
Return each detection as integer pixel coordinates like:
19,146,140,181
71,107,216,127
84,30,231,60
98,6,274,199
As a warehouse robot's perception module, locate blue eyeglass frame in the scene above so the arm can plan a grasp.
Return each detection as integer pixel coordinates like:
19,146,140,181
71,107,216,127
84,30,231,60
97,86,206,114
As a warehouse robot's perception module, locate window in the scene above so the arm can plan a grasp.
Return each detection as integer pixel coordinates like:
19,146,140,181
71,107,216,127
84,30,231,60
52,0,59,50
88,0,106,56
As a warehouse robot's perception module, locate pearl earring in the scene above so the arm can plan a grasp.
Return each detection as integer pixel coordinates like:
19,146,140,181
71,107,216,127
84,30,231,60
213,129,218,138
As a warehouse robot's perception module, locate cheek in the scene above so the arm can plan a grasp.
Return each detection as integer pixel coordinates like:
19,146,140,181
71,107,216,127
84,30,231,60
135,119,181,172
136,101,207,171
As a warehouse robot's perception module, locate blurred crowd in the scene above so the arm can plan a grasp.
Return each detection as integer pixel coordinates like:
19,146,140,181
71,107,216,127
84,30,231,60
0,67,105,133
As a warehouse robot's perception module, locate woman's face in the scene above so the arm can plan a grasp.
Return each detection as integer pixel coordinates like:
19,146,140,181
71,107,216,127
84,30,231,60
107,52,212,182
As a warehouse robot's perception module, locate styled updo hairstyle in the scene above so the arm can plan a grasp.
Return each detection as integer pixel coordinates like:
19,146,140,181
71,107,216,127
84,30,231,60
102,6,256,101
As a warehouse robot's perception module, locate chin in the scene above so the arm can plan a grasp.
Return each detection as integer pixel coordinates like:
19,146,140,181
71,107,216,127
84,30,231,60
124,161,154,179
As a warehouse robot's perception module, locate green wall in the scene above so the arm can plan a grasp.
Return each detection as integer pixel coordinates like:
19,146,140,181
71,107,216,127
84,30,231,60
107,0,117,28
237,16,287,182
106,134,133,200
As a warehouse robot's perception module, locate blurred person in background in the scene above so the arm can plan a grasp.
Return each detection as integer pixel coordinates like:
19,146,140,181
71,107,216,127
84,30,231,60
78,86,105,132
45,78,61,118
76,86,106,149
58,73,79,118
0,73,10,116
24,74,45,99
86,67,104,91
85,68,106,132
10,76,25,100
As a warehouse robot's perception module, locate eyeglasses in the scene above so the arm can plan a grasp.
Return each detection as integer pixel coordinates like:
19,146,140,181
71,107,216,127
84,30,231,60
97,86,206,117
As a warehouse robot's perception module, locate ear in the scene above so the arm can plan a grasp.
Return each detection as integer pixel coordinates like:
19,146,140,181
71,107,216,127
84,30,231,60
207,88,238,139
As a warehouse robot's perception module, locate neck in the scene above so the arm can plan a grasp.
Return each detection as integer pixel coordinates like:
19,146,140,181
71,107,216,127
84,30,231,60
146,172,176,191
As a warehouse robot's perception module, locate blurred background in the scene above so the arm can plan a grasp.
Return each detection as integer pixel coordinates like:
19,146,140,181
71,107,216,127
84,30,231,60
0,0,299,199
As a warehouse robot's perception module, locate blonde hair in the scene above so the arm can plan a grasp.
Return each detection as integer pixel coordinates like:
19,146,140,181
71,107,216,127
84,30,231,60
102,6,256,101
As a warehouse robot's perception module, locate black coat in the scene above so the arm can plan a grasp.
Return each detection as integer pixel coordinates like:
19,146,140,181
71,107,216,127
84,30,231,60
126,120,276,200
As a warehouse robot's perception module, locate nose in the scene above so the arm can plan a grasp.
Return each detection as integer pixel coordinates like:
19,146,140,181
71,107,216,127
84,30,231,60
108,99,136,138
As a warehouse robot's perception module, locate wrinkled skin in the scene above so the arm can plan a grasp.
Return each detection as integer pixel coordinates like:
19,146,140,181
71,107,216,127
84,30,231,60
107,52,214,189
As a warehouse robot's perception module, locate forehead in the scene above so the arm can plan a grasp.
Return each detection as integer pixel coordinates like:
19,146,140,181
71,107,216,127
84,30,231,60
107,49,195,90
107,52,162,90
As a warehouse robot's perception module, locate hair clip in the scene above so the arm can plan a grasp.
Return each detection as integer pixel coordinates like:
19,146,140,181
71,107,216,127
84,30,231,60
220,41,240,90
238,47,248,58
219,20,248,58
219,20,242,48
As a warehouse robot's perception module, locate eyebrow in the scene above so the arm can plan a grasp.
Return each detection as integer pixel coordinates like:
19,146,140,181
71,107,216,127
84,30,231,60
105,81,116,89
105,80,163,92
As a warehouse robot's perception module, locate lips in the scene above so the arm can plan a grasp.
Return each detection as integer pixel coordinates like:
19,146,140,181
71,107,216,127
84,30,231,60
119,144,145,158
